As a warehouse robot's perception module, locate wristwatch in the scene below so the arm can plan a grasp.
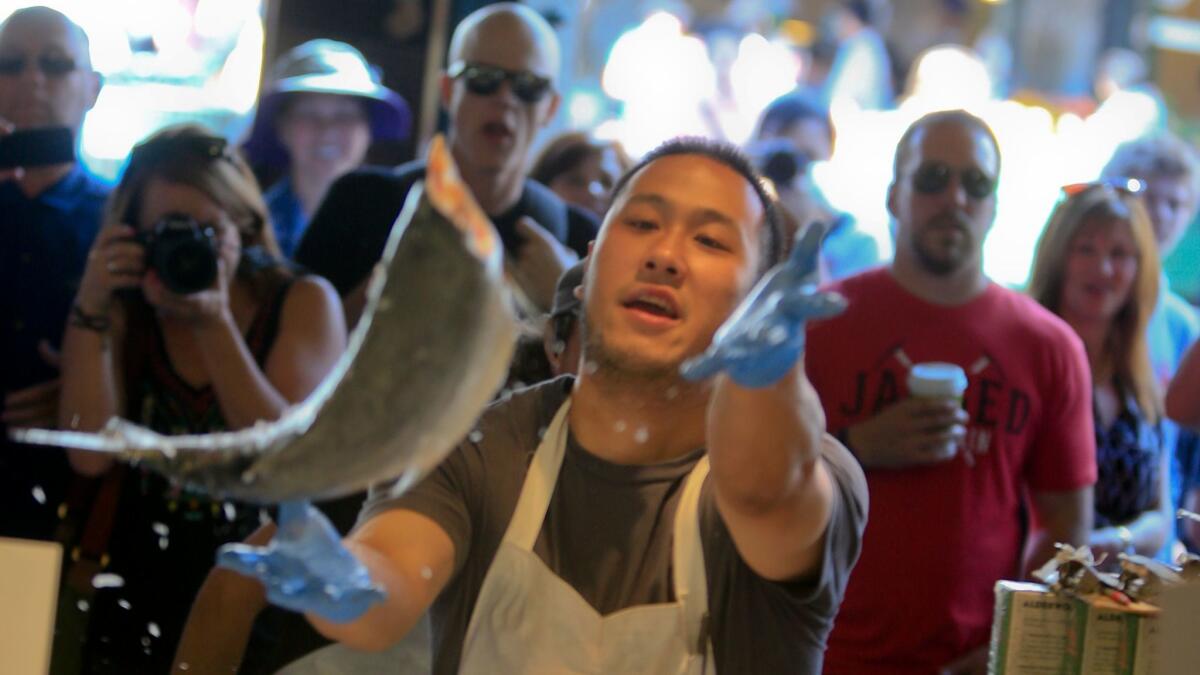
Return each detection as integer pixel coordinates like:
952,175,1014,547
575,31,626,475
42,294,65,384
1115,525,1133,553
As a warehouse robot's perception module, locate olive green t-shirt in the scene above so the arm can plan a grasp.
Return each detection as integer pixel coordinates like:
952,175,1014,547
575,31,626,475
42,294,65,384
361,377,867,674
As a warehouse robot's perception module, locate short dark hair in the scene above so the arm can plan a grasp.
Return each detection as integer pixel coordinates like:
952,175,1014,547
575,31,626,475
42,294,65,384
892,109,1001,180
756,93,832,142
608,136,785,273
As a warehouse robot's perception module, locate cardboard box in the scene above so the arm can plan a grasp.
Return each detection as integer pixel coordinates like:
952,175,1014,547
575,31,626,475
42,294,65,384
1156,579,1200,675
1063,593,1160,675
989,580,1074,674
0,537,62,675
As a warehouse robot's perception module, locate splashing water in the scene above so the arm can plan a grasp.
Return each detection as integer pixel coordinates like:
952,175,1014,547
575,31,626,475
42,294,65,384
31,485,46,504
118,599,132,610
468,430,483,443
148,622,161,638
614,420,627,433
634,427,649,444
152,522,169,537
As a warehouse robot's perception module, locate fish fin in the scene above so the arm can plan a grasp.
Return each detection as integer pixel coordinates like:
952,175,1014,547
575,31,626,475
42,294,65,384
7,426,128,453
425,134,501,262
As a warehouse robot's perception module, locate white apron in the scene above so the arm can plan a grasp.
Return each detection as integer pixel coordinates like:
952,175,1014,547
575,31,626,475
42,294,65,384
457,401,716,675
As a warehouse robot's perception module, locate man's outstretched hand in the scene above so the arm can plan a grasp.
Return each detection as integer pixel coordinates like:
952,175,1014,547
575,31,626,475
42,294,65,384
681,225,845,388
218,500,385,624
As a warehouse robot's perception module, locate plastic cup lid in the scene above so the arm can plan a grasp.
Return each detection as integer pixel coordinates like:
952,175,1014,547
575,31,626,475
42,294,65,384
908,362,967,391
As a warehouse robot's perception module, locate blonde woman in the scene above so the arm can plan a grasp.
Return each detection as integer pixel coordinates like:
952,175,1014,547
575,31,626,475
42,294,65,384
1028,180,1171,563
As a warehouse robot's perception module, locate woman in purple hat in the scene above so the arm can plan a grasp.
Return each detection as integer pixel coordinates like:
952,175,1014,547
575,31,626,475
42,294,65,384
243,39,410,257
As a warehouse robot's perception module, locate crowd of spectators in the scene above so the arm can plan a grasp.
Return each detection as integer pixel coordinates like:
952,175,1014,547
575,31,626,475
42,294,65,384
2,2,1200,674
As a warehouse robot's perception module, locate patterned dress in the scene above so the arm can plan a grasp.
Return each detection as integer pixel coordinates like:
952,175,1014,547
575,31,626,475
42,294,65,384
82,282,292,675
1094,391,1164,529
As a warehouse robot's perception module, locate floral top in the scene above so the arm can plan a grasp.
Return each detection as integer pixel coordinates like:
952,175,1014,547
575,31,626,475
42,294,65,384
82,282,292,674
1093,392,1163,528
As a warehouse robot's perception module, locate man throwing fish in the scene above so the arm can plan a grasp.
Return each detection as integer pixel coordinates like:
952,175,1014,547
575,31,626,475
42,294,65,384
223,137,867,674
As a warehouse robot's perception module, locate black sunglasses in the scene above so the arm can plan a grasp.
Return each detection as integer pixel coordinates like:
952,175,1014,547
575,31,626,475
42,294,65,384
912,162,995,200
447,62,552,104
0,54,77,77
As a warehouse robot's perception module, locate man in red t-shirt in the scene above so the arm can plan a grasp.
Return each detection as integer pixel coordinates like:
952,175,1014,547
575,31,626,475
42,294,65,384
806,109,1096,675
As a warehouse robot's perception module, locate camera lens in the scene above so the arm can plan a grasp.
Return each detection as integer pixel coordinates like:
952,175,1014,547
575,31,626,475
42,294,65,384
762,151,802,187
747,139,810,189
145,214,219,294
158,239,218,294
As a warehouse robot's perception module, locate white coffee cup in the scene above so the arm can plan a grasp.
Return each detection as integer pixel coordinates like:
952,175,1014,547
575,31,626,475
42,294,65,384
907,362,968,400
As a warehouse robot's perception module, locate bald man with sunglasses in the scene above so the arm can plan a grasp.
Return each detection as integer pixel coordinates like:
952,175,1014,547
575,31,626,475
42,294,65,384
805,110,1096,675
0,6,106,542
294,3,597,326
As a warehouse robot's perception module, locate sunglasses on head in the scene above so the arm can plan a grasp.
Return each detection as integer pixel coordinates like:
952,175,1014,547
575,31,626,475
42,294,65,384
911,162,995,200
447,62,552,104
1061,177,1144,198
0,54,76,77
128,135,235,175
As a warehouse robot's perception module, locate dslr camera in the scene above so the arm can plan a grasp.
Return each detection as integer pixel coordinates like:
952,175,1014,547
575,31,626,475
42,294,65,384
136,213,219,294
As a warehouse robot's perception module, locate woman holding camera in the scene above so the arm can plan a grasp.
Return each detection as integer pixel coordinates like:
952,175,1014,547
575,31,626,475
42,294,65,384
59,124,346,673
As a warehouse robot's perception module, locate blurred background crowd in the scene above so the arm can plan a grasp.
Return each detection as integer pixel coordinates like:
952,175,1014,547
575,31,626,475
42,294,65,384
25,0,1200,294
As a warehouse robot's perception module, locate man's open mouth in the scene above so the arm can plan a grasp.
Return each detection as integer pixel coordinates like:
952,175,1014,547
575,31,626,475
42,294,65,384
622,292,680,320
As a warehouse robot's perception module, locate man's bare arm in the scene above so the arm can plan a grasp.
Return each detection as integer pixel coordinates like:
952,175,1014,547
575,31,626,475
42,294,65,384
707,365,836,582
174,524,274,673
307,509,456,651
1024,486,1093,576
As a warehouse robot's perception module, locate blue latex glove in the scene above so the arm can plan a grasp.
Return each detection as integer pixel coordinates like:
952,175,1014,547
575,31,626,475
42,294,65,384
217,500,385,623
681,225,846,388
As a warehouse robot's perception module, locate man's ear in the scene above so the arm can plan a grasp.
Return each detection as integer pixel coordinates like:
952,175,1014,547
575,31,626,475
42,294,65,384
542,319,564,376
574,241,594,300
439,72,454,110
85,70,103,111
983,200,998,236
885,181,899,220
539,90,561,127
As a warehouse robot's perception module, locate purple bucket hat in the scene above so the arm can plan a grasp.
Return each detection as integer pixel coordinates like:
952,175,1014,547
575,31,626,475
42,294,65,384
242,39,412,169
